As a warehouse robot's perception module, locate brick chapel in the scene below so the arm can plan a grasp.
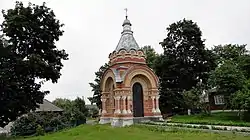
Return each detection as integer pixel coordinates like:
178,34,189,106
99,13,162,127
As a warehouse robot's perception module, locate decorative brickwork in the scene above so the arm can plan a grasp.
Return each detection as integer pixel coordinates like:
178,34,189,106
99,15,162,127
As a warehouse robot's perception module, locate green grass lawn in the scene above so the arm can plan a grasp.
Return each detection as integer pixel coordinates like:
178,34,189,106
19,124,250,140
170,112,250,127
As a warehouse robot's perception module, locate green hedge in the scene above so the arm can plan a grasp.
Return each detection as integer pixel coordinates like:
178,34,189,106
10,111,86,136
169,112,250,127
141,121,250,133
169,120,250,127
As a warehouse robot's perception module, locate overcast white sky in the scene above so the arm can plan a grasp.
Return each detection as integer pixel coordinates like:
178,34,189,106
1,0,250,104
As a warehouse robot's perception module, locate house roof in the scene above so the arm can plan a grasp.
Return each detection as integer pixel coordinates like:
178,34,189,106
35,99,63,112
86,104,98,109
207,88,217,93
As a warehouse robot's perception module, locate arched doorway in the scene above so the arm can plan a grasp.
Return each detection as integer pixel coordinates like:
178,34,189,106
132,82,144,117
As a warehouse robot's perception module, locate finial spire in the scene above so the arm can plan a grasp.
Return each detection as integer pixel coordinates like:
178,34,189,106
124,8,128,19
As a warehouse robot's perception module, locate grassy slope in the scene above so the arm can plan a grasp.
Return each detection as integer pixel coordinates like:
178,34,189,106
170,112,250,126
22,124,250,140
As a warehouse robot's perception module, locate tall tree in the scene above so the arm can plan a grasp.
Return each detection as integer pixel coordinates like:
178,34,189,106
212,44,250,78
74,97,88,117
0,1,68,127
89,63,109,109
142,45,159,71
212,44,247,64
210,44,250,109
232,79,250,118
208,60,246,108
52,98,73,111
238,54,250,79
52,97,88,125
87,97,94,105
155,19,216,113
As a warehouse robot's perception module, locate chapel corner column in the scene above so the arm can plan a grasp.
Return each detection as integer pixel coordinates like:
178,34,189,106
115,95,121,115
127,95,132,115
101,95,107,115
155,94,161,113
151,96,156,113
122,95,128,114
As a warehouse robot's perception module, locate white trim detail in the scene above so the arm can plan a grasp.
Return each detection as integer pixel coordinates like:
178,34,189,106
116,96,121,114
122,96,127,114
155,95,160,113
214,95,225,105
101,98,107,114
151,96,156,113
127,96,132,114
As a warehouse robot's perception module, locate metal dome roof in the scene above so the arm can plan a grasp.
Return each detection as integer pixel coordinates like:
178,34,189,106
115,16,140,52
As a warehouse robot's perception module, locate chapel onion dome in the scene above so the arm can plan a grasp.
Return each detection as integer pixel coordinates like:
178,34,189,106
109,16,146,66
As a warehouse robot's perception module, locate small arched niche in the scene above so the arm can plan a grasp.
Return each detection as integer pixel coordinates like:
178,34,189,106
104,77,115,114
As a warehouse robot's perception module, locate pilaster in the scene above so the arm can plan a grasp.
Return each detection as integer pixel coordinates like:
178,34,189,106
127,95,132,114
122,96,127,114
114,96,121,114
155,95,160,113
101,98,107,114
151,96,156,113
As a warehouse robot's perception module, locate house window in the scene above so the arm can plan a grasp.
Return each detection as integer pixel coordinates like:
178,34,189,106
214,95,224,105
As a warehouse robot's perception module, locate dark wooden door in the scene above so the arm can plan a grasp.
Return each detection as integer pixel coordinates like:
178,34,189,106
132,82,144,117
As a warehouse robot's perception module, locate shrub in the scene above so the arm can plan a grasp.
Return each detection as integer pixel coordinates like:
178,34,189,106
11,97,89,137
11,112,71,136
36,125,45,136
10,114,37,136
88,108,99,118
0,133,14,140
70,109,86,126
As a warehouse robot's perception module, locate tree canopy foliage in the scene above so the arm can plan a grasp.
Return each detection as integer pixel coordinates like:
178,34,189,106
209,60,246,108
212,44,250,80
210,44,250,112
52,97,88,124
142,45,159,71
155,19,216,113
232,79,250,113
0,1,68,127
212,44,247,63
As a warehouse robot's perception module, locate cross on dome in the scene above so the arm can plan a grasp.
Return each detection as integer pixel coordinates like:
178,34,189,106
124,8,128,19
